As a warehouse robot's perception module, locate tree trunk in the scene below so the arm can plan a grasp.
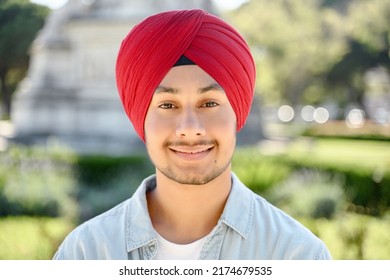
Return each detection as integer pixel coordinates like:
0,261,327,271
0,68,11,119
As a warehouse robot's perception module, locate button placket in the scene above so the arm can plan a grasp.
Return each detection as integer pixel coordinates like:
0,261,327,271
144,241,157,259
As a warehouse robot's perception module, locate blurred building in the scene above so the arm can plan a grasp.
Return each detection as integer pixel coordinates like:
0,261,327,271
11,0,218,155
11,0,263,155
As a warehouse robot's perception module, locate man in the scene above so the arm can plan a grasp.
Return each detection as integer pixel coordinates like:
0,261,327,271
53,9,332,260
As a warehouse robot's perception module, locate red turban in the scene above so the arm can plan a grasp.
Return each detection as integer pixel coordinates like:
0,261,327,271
116,9,256,141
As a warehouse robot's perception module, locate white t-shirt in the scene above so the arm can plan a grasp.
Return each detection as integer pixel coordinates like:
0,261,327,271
153,232,207,260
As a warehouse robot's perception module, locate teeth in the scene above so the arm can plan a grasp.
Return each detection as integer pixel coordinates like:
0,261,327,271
171,147,211,154
181,150,204,154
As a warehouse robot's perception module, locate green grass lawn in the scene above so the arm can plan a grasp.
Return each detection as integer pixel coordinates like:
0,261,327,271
286,138,390,171
0,216,74,260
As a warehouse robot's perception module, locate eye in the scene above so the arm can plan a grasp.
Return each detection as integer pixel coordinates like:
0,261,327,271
202,101,219,108
158,103,176,109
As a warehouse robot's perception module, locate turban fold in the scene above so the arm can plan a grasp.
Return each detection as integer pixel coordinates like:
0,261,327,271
116,9,256,141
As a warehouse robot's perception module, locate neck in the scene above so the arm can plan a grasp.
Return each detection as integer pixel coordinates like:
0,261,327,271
147,168,232,244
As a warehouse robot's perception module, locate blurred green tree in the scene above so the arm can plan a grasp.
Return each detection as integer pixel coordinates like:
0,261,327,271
228,0,346,106
0,0,49,119
227,0,390,114
326,0,390,114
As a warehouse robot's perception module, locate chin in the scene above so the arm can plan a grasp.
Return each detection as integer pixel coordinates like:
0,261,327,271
160,164,229,185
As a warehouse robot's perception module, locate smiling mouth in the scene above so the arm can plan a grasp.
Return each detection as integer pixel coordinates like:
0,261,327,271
169,146,214,160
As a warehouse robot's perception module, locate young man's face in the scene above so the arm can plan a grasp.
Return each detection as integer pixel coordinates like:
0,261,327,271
144,65,237,185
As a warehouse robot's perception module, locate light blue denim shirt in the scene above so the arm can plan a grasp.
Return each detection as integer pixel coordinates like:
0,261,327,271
53,173,332,260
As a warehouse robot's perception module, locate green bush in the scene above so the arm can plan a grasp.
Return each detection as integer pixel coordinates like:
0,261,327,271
74,155,152,188
3,138,388,221
232,138,390,220
266,169,346,219
232,148,292,194
0,144,154,221
273,138,390,215
0,144,78,218
75,155,154,222
277,158,390,215
300,213,390,260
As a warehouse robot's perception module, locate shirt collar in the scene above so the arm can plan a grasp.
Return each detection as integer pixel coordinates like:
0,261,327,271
125,173,255,251
219,172,254,239
126,175,158,252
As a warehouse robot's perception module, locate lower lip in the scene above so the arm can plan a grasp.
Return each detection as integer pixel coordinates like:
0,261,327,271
171,148,212,161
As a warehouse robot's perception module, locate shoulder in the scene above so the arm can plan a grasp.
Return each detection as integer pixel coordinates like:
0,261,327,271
251,194,316,241
54,176,154,259
251,193,331,259
53,198,132,260
78,198,130,233
53,176,156,259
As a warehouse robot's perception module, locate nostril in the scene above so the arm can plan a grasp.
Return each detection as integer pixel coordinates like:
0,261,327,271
175,112,206,137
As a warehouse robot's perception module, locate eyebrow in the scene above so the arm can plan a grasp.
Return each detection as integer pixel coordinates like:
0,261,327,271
199,83,224,94
154,83,224,94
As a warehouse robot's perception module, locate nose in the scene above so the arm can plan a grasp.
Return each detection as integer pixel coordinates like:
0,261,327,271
176,107,206,138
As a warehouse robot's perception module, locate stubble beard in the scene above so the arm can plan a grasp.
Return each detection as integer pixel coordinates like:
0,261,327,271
156,160,231,185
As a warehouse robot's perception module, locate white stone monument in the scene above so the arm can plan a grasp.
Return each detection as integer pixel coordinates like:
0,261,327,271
12,0,217,155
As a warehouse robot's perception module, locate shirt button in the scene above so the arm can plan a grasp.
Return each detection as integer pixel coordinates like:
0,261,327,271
149,245,156,252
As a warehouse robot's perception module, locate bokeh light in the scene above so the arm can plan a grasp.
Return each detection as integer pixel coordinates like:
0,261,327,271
278,105,295,122
313,107,329,124
346,109,365,128
301,105,315,122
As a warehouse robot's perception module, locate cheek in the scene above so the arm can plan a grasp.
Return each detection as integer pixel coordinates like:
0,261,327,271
144,111,171,139
207,107,237,132
144,112,168,159
217,108,237,146
144,113,157,145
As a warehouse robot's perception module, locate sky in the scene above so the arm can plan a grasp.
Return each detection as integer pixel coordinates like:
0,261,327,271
30,0,248,10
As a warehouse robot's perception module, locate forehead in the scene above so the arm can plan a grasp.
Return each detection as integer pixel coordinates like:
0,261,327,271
158,65,219,87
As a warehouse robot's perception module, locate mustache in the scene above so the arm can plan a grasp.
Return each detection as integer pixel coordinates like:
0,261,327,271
165,140,216,147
